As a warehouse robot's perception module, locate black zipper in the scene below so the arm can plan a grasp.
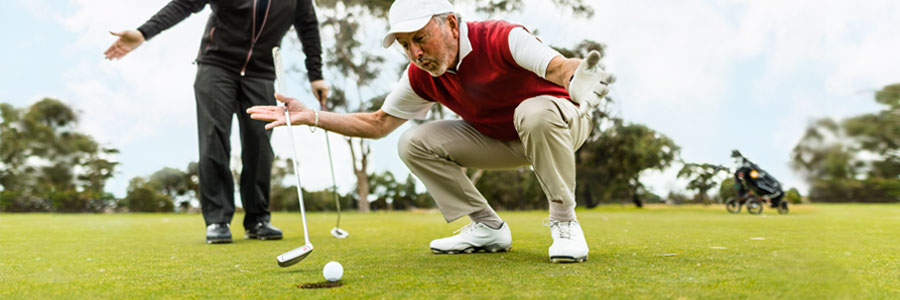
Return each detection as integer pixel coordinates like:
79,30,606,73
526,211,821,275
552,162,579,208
240,0,272,77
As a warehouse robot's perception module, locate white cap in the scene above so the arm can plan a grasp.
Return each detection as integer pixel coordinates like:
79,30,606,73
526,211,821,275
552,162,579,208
382,0,454,48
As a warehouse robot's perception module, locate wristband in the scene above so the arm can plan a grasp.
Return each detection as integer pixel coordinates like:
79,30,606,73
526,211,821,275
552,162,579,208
309,109,319,133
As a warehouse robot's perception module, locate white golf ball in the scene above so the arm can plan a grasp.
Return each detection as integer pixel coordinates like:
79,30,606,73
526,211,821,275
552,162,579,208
323,261,343,282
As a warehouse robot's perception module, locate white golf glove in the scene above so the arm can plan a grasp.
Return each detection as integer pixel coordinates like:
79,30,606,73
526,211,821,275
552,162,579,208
568,50,616,117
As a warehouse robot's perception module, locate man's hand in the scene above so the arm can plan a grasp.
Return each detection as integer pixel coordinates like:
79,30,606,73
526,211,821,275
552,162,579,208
247,93,311,130
104,30,145,60
310,80,330,110
568,50,616,117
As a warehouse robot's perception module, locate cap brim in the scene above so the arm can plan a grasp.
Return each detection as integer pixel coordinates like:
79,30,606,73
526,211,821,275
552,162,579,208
382,16,433,48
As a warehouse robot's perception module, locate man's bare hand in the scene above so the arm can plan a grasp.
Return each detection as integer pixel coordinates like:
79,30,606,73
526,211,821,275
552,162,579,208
247,93,310,130
310,80,330,110
104,30,145,60
569,50,616,117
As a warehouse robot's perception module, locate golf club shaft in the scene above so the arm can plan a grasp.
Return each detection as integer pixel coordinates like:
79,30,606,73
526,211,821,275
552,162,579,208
284,109,311,246
324,130,341,228
316,90,343,232
273,46,311,246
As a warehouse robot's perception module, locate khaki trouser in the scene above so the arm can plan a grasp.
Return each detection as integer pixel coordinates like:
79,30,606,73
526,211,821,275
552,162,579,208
397,95,592,222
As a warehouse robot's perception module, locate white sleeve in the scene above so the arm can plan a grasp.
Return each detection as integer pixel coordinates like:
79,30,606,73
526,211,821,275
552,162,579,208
508,27,563,79
380,68,434,120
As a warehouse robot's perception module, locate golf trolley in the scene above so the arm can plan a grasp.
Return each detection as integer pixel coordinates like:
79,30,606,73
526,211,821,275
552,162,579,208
725,174,789,215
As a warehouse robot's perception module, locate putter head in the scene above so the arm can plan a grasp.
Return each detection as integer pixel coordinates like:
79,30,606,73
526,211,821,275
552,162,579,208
331,227,349,239
276,244,314,267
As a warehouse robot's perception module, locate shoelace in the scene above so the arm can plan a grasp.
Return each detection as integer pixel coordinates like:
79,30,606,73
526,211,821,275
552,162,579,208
453,222,479,234
543,218,573,239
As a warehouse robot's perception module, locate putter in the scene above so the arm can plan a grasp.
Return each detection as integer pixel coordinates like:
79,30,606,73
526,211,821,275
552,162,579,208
272,47,314,267
326,131,348,239
316,90,349,239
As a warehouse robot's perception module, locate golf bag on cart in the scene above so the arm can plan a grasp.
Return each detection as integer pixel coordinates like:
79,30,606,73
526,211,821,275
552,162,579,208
725,150,789,215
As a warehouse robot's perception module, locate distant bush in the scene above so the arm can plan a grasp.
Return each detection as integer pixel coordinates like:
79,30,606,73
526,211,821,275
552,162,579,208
809,178,900,203
665,192,691,205
123,177,174,212
269,186,354,212
784,188,803,204
476,168,547,211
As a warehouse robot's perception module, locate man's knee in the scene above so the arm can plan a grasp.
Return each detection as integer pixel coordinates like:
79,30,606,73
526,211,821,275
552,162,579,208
514,96,563,134
397,125,429,163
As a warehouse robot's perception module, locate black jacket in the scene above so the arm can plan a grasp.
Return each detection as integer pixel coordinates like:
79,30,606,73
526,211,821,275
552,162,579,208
137,0,322,81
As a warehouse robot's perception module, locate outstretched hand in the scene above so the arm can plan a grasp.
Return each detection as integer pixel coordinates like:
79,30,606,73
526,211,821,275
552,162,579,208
247,93,310,130
104,30,145,60
568,50,616,117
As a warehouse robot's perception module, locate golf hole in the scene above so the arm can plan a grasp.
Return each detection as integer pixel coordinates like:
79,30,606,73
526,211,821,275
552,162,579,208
298,282,343,289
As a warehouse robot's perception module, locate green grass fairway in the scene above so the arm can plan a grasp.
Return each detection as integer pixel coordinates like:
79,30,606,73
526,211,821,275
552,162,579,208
2,204,899,299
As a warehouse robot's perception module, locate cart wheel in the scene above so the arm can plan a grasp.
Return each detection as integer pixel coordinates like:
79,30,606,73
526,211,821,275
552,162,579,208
725,197,741,214
778,201,789,215
747,198,763,215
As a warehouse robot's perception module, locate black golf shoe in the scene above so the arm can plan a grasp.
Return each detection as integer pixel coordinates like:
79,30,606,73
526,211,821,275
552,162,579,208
246,222,283,240
206,223,232,244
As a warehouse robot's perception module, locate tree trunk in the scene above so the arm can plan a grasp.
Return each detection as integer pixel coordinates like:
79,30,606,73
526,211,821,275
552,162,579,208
583,183,597,209
631,178,644,208
631,186,644,208
355,169,370,213
348,137,370,213
631,191,643,208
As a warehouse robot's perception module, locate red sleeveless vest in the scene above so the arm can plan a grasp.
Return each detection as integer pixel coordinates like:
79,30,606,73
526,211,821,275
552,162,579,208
407,20,570,141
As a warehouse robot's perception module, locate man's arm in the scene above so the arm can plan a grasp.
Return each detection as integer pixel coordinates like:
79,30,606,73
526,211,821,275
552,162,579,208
506,28,614,115
293,0,329,107
545,57,582,91
314,109,407,139
294,0,323,82
548,51,615,116
506,27,580,90
247,94,407,139
105,0,206,60
137,0,207,41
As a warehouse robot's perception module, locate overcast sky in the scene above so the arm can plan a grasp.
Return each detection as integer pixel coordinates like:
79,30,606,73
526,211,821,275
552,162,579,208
2,0,898,200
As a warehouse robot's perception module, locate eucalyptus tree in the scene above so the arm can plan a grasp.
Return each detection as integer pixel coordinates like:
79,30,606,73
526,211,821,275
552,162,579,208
677,163,728,205
791,83,900,202
0,98,118,212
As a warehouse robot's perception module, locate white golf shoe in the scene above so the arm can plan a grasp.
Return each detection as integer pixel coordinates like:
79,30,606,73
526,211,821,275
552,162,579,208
546,219,589,263
430,222,512,254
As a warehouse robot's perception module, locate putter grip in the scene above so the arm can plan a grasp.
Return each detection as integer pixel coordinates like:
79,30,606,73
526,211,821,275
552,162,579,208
317,90,326,110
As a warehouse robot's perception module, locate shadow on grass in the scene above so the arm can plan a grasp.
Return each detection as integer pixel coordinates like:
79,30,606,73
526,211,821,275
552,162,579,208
279,267,320,275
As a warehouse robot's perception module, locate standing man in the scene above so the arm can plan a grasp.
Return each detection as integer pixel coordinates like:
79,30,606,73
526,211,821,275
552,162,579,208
248,0,614,263
105,0,329,244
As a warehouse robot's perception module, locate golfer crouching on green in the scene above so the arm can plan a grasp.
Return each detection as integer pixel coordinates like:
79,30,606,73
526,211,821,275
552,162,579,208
248,0,616,263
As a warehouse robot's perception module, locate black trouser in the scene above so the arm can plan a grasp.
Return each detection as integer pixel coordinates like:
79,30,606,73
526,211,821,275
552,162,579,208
194,64,275,229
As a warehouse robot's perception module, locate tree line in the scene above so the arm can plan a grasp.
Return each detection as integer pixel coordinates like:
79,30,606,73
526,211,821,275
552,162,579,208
0,95,678,212
2,85,896,213
790,84,900,202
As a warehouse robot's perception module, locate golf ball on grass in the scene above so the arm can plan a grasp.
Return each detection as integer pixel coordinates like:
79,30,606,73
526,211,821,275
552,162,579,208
323,261,343,282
